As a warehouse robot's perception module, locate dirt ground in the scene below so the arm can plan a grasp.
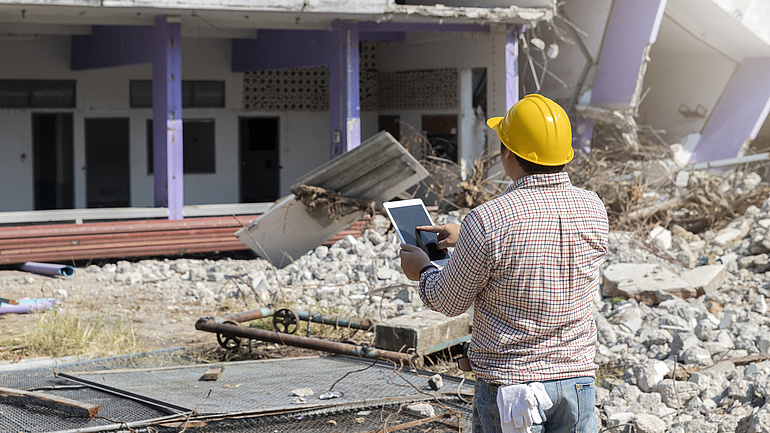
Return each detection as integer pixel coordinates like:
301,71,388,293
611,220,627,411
0,267,272,362
0,266,461,373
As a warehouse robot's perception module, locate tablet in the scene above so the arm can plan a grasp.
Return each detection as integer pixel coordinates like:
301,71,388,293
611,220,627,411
383,198,449,267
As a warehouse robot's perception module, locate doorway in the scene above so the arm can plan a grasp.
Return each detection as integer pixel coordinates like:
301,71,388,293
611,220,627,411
239,117,280,203
85,118,130,208
421,115,458,162
32,113,74,210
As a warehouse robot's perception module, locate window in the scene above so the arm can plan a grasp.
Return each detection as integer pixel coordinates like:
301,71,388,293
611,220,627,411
131,80,225,108
0,80,76,108
146,119,216,174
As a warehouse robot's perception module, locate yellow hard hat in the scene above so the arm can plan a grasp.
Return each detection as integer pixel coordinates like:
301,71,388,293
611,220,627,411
487,94,573,166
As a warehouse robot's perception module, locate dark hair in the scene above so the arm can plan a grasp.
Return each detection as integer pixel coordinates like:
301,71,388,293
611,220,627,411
500,141,565,174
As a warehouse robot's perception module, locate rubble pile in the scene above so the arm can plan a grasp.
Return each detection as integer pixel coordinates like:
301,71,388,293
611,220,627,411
73,164,770,433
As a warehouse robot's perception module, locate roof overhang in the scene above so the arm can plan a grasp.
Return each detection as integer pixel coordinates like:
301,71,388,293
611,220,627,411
0,0,554,35
663,0,770,62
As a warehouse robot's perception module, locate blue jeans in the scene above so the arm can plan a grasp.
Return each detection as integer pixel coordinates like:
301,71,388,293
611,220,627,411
472,377,597,433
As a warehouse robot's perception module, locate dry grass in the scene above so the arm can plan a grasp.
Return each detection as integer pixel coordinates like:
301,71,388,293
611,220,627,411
0,309,142,360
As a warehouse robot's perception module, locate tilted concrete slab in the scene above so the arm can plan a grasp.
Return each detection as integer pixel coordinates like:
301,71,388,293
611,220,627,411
602,263,697,305
236,131,430,268
374,310,470,355
235,195,362,268
681,264,726,296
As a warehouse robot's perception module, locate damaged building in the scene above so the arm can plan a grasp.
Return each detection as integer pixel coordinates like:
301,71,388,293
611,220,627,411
0,0,769,253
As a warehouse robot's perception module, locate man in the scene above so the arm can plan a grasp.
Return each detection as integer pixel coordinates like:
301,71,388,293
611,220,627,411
400,94,608,433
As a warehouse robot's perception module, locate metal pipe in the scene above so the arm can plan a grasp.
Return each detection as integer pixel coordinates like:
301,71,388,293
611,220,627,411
195,319,416,365
221,308,376,331
19,262,75,277
221,308,275,323
299,311,375,331
685,152,770,171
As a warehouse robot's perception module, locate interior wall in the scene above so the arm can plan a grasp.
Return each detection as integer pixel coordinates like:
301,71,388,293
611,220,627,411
523,0,613,104
639,53,735,144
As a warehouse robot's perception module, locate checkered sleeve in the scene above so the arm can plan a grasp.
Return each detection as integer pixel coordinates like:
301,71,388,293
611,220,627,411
418,210,489,317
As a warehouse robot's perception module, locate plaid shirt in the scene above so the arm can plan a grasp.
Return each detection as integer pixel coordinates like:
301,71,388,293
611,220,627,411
419,172,608,384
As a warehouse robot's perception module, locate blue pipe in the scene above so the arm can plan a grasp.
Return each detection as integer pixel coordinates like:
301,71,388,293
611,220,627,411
20,262,75,278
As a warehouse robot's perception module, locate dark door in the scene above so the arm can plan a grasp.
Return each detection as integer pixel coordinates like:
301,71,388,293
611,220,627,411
85,118,130,208
32,113,74,210
239,117,280,203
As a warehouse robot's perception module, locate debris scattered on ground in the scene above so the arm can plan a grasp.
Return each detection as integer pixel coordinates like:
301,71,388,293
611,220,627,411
428,373,443,390
318,391,342,400
4,126,770,431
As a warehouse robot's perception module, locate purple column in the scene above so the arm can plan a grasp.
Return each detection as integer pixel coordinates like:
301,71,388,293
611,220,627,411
505,26,520,110
580,0,666,151
152,15,184,220
690,57,770,164
591,0,667,108
329,21,361,158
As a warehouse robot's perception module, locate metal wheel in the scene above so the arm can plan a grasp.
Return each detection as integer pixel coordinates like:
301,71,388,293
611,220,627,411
216,320,242,350
273,308,299,334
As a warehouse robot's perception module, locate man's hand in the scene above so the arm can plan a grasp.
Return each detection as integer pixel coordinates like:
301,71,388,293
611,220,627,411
399,243,432,281
416,224,460,250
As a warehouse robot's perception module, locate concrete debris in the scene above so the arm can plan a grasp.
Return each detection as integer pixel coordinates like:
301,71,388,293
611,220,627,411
373,310,470,355
291,388,313,398
405,402,435,418
428,374,443,391
77,167,770,431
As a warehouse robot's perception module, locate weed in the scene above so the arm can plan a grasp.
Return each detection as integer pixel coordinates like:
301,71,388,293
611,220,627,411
1,309,141,359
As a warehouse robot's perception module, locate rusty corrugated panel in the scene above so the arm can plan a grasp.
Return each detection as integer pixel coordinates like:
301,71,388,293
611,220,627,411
0,215,366,265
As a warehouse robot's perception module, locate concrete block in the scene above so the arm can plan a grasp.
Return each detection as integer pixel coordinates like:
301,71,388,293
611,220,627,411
713,219,751,248
602,264,696,305
680,264,726,295
374,310,470,355
648,226,672,250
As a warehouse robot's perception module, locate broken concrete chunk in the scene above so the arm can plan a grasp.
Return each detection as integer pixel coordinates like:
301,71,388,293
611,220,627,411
201,367,223,381
406,402,435,417
680,264,726,295
648,226,672,250
602,264,696,305
291,388,313,397
712,218,752,248
374,310,470,354
428,374,443,391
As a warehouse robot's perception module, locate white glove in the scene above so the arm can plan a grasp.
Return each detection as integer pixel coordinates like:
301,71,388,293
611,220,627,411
496,384,534,433
526,382,553,425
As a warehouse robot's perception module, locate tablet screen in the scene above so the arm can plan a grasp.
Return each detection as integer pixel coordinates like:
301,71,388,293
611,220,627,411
384,200,448,262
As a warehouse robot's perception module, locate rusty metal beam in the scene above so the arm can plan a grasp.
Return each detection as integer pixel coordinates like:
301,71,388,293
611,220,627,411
195,318,416,365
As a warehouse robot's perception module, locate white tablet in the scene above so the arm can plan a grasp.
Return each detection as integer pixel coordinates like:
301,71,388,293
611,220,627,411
383,198,449,267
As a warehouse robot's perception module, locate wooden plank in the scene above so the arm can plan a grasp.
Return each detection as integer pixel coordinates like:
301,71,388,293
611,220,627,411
0,386,98,418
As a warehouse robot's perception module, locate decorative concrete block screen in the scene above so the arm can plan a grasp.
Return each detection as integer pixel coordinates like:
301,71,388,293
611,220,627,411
377,68,458,110
242,42,458,112
243,66,330,111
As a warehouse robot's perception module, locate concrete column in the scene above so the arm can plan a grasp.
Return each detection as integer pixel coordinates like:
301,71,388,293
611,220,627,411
152,15,184,220
591,0,667,109
580,0,666,150
505,25,520,110
459,69,484,180
329,21,361,159
690,57,770,164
